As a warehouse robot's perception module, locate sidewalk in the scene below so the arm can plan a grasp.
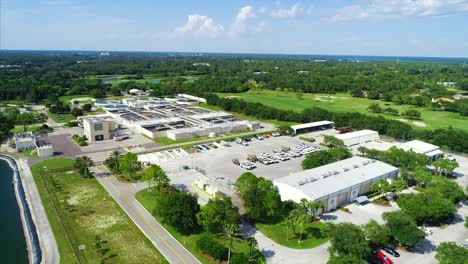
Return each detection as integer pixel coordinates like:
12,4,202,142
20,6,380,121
18,158,60,264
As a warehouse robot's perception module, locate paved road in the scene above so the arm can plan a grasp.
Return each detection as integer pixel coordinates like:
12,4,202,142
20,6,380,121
19,159,60,264
91,165,200,264
241,220,330,264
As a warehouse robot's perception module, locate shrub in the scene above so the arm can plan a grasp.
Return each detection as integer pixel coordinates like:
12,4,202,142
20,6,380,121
72,134,88,146
196,236,228,261
230,253,250,264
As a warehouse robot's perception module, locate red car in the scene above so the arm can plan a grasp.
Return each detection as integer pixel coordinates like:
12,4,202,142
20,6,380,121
375,251,393,264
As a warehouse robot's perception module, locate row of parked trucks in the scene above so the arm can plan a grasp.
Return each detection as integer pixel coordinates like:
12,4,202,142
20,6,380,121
232,143,321,170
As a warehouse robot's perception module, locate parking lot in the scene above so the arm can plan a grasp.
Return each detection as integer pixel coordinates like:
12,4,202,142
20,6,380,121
140,135,326,184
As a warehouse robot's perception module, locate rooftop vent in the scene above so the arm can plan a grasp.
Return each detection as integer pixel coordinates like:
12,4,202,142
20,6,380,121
352,164,360,168
298,181,305,186
343,167,350,172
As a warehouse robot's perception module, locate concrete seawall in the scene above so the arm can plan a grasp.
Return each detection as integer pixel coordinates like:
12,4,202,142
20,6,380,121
0,155,41,264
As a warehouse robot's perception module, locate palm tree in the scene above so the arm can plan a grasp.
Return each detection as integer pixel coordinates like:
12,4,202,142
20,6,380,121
74,156,94,178
283,217,295,241
392,178,408,196
247,237,258,261
310,200,324,221
290,209,308,243
109,150,121,173
219,223,242,264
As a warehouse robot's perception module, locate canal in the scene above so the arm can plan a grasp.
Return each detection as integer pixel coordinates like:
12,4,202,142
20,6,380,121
0,159,28,263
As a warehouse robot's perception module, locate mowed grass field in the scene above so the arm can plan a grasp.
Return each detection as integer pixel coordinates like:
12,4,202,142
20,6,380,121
218,90,468,131
31,159,167,264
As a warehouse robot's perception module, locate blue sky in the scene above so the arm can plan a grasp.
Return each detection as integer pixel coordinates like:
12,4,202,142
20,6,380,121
1,0,468,57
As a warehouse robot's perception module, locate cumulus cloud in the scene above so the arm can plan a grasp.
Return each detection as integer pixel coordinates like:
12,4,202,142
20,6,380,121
229,6,257,36
271,3,302,18
174,14,224,38
331,0,468,22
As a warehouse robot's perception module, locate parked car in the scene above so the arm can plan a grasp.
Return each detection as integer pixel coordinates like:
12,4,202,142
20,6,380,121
240,162,256,170
444,154,456,161
241,141,249,146
374,251,393,264
382,246,400,257
232,158,240,166
272,132,280,137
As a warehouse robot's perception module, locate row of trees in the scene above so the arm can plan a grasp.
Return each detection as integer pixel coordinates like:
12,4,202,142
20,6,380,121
104,151,143,181
368,103,422,119
302,147,352,170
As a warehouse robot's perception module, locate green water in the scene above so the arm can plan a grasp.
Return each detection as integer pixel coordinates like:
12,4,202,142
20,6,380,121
0,159,28,263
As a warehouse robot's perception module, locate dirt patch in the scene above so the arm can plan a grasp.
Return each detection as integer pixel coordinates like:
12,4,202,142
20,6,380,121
413,121,426,127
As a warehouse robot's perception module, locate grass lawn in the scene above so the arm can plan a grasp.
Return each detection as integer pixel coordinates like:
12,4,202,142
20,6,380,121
218,90,468,131
47,112,76,123
256,221,328,249
136,189,262,264
30,158,167,264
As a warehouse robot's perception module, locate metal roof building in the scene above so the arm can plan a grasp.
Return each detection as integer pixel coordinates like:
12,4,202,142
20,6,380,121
274,156,398,212
335,130,380,147
399,140,443,160
291,121,335,135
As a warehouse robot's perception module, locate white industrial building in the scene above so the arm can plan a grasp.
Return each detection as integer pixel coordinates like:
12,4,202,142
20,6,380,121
274,157,399,212
399,140,443,160
13,132,54,157
335,130,380,147
291,121,335,135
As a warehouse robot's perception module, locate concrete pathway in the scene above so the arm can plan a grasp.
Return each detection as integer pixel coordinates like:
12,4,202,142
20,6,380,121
241,220,330,264
18,158,60,264
91,165,200,264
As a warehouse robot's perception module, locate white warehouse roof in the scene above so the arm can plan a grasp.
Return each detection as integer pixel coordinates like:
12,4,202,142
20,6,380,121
274,156,398,201
335,130,378,140
291,121,334,131
399,140,441,155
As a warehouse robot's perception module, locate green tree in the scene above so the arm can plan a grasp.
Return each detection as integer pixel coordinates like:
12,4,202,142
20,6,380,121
368,103,382,113
411,167,432,187
371,179,391,199
392,178,408,196
154,191,200,233
326,222,370,260
247,237,258,262
382,211,425,246
73,156,94,178
435,242,468,264
425,178,466,203
328,254,366,264
106,150,121,173
197,197,240,234
143,164,170,191
362,220,392,248
323,135,345,148
283,217,296,241
290,209,309,243
219,223,242,264
82,103,92,112
119,152,141,180
432,159,459,176
17,112,36,132
397,193,456,224
70,107,83,117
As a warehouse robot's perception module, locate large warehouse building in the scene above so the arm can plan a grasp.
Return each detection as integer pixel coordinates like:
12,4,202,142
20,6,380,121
273,157,399,212
291,121,335,135
335,130,380,147
399,140,443,161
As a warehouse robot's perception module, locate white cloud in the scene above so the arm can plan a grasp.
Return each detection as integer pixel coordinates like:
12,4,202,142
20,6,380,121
174,14,224,38
229,6,257,36
271,3,302,18
331,0,468,22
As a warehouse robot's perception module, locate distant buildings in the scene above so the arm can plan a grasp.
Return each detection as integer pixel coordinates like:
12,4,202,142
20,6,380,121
437,81,456,87
193,63,210,67
13,132,54,157
274,157,399,212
